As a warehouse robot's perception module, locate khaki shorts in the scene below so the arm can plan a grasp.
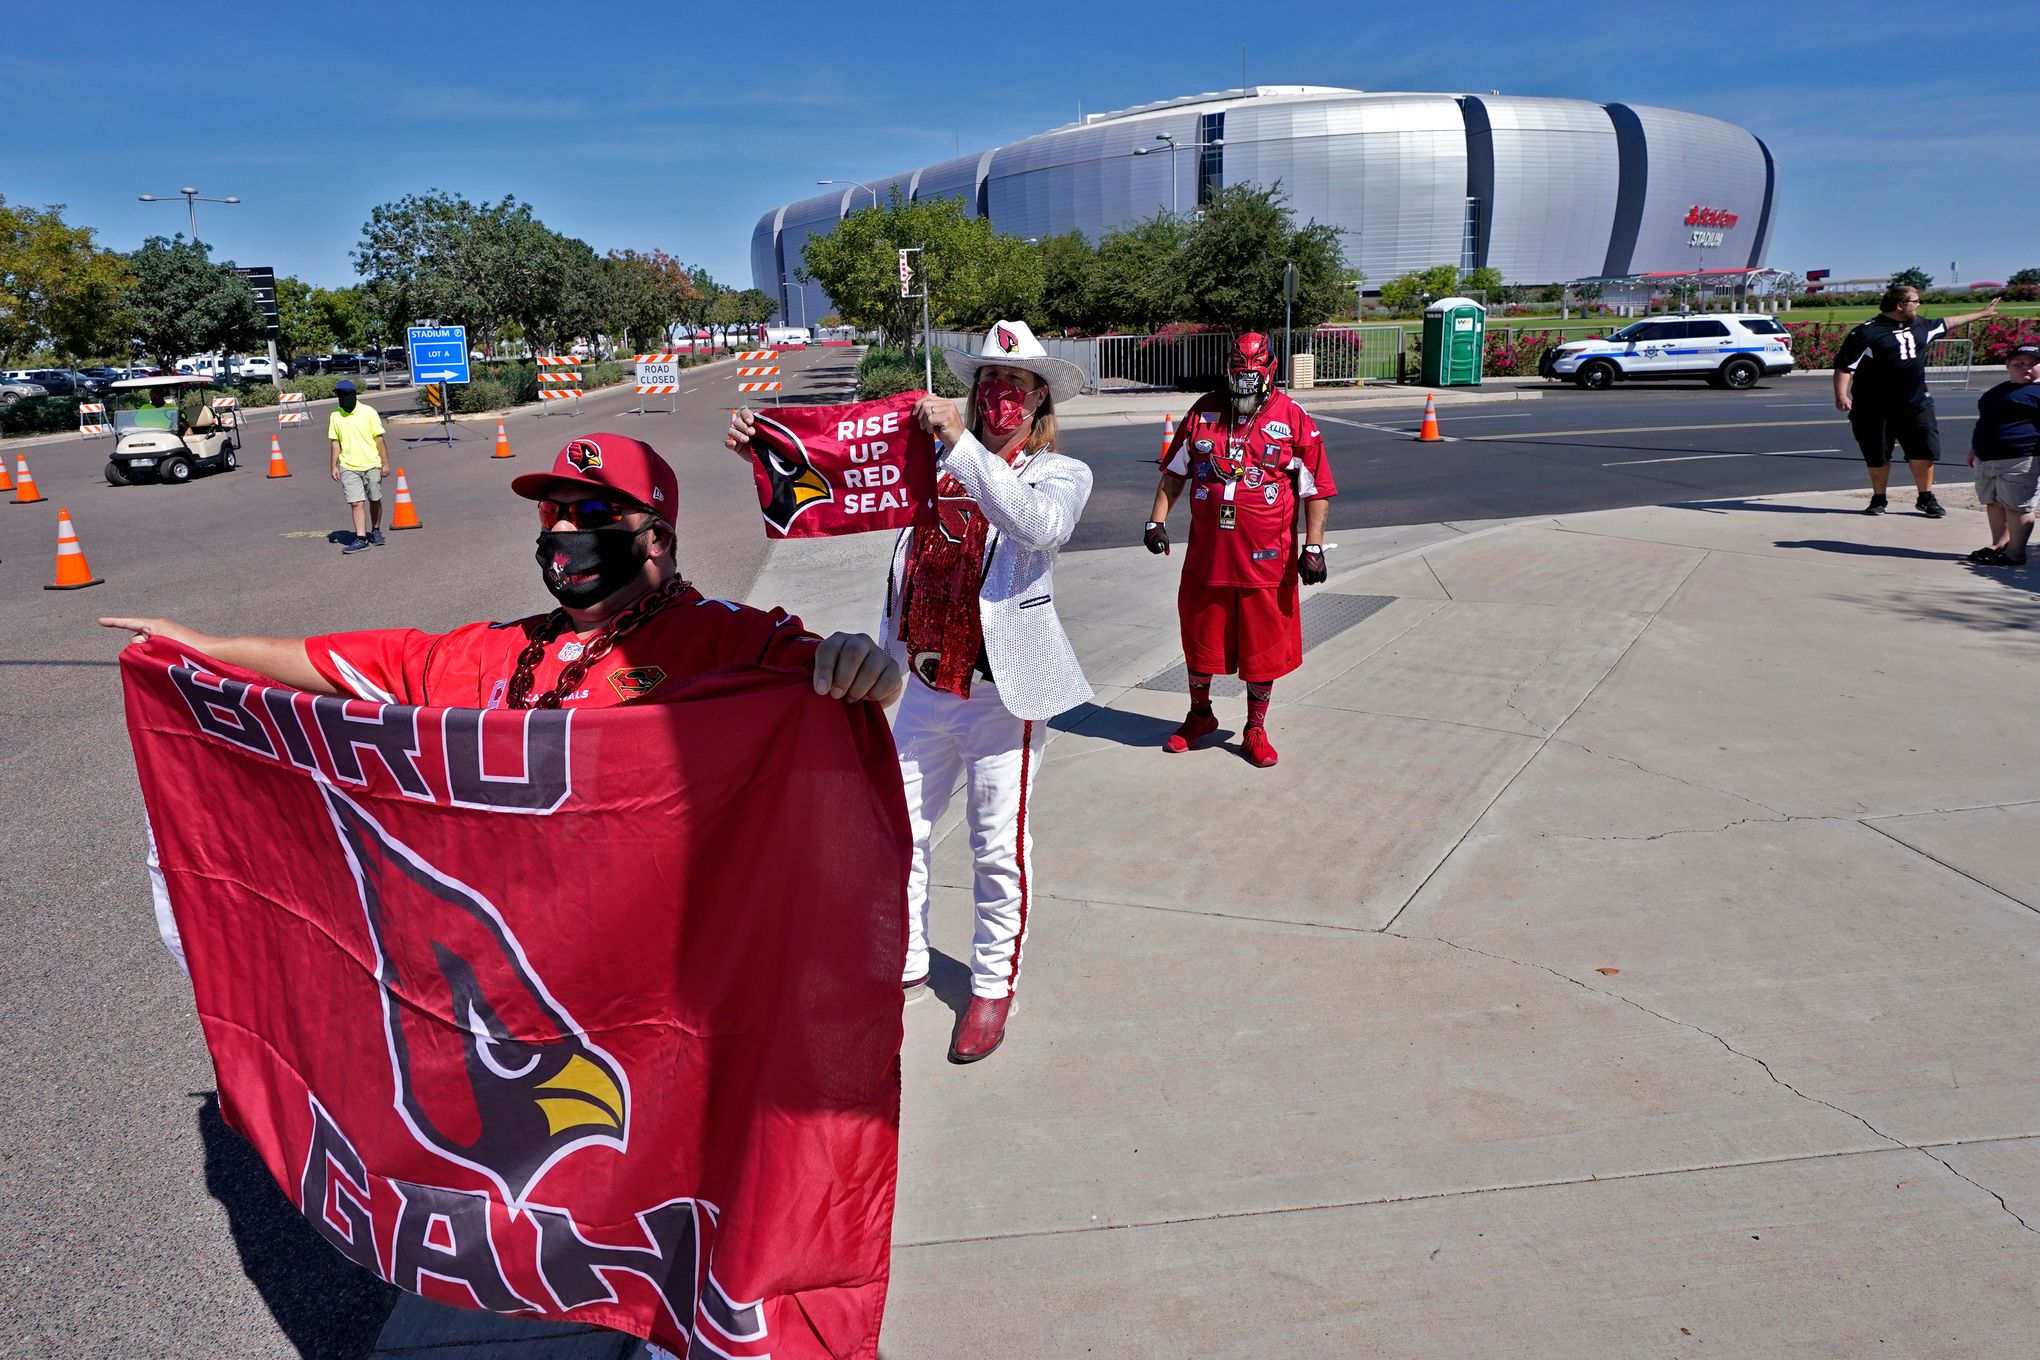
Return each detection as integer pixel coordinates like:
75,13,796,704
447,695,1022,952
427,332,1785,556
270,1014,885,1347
1974,456,2039,511
339,466,383,503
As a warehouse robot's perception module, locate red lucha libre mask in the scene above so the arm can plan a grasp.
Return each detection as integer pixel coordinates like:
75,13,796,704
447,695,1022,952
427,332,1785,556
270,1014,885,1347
1228,333,1277,398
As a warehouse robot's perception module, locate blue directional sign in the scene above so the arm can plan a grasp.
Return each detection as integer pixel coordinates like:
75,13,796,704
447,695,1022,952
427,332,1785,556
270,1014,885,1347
406,325,471,385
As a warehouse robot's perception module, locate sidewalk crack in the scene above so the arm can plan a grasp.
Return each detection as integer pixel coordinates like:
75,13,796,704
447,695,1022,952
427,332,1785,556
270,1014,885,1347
1548,736,1790,819
1421,553,1454,600
1394,931,2038,1235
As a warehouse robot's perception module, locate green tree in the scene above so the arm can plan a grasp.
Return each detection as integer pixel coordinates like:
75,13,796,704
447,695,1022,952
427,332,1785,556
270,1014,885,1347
1036,231,1100,332
1461,266,1510,304
1092,214,1189,331
0,197,135,364
736,288,777,329
604,248,699,353
1174,184,1347,331
1378,264,1465,315
796,191,1020,350
2009,268,2040,287
1890,266,1934,291
277,275,337,358
126,236,263,370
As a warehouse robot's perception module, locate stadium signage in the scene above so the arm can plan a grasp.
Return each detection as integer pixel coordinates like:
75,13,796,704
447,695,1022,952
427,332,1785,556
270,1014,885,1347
1684,205,1739,229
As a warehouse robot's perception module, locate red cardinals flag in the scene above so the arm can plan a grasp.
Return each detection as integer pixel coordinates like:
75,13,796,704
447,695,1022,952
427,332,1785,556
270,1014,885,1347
121,639,907,1357
747,392,937,539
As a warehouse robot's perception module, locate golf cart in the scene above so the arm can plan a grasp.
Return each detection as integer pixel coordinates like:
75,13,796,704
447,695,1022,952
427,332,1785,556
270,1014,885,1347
104,376,240,485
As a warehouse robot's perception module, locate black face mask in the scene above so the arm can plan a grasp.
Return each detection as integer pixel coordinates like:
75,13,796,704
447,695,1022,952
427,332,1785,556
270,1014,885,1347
337,394,357,413
535,528,648,608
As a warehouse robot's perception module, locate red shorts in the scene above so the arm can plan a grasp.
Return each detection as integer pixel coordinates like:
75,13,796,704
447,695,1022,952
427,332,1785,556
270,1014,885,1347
1177,573,1303,681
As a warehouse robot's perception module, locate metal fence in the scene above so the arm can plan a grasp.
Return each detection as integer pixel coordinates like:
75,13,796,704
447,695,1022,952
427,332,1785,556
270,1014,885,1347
1927,337,1973,389
1288,326,1407,384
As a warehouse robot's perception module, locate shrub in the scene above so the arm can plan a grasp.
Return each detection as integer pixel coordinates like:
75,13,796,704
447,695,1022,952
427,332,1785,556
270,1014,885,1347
450,378,516,413
0,396,82,434
856,347,963,400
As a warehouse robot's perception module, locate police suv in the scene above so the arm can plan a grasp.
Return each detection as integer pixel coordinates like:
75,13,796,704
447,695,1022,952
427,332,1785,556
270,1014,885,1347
1543,314,1795,390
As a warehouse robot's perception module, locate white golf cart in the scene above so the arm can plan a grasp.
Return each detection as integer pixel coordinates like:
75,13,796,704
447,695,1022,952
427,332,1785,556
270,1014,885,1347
105,376,240,485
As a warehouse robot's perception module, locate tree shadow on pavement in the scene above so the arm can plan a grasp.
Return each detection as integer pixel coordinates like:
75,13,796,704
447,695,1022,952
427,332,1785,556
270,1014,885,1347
197,1092,398,1359
1774,539,1965,561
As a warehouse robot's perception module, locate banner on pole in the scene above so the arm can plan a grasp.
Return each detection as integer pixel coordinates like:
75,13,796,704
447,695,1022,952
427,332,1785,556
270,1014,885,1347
744,392,937,539
120,640,907,1356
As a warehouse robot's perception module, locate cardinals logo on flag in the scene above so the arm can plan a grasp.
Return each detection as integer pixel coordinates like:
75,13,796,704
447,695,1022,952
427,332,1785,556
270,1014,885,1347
565,439,603,473
750,414,834,535
323,784,629,1208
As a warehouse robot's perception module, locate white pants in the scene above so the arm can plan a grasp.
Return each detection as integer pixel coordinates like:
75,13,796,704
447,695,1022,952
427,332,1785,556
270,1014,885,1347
895,676,1046,1000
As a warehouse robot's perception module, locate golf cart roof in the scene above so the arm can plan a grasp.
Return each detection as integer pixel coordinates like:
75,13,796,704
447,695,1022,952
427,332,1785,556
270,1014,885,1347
109,375,213,391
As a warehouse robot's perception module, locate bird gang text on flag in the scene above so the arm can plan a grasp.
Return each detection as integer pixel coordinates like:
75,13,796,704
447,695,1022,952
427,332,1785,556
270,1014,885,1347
120,639,908,1358
745,392,937,539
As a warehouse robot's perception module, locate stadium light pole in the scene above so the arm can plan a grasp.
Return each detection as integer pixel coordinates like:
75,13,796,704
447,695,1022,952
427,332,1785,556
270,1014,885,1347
819,179,880,211
137,187,240,248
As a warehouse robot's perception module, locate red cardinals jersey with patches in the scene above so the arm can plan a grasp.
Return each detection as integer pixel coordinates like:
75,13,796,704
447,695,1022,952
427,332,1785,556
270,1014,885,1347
1162,390,1337,589
306,588,819,709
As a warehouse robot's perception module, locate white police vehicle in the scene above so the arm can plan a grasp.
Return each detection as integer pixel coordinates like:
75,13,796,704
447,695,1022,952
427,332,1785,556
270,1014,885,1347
1543,313,1794,390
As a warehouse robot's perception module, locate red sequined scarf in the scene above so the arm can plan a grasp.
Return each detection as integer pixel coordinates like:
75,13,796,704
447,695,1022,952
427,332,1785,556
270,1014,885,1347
899,468,996,698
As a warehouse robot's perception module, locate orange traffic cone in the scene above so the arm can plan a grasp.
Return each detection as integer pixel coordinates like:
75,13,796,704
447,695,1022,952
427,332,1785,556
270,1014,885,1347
0,456,13,492
45,508,104,590
267,435,291,478
388,467,421,530
1158,412,1175,460
492,419,513,458
1415,394,1443,443
13,454,45,504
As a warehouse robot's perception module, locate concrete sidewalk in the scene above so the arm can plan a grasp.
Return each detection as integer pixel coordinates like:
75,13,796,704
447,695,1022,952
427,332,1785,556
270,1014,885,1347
377,482,2040,1356
788,481,2040,1357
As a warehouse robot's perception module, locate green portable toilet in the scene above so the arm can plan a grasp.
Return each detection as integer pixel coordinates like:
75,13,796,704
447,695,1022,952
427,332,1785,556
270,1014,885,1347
1421,296,1486,386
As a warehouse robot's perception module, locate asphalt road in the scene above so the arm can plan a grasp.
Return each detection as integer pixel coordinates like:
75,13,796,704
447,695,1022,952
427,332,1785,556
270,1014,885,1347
0,344,857,1358
1057,376,1989,551
0,353,1991,1356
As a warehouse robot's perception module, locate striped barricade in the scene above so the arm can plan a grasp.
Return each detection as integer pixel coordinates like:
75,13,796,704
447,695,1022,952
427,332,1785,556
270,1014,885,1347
732,350,779,363
536,357,584,414
78,403,111,439
278,392,307,425
737,381,783,393
209,396,241,430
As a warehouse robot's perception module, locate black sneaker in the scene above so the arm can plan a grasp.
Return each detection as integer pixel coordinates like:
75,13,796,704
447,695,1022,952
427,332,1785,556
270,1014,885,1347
1916,492,1947,518
341,535,370,554
1863,494,1888,516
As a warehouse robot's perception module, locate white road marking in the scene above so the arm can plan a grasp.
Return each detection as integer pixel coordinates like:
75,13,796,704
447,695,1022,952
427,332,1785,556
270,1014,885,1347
1317,413,1456,441
1472,415,1974,440
1602,447,1842,467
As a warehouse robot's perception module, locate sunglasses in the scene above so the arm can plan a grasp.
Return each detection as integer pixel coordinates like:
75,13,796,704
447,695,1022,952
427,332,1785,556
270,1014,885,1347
537,497,645,530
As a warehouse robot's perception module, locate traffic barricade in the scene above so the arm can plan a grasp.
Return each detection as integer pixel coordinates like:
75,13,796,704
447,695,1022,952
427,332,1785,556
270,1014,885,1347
630,352,682,415
278,392,308,425
536,356,583,415
735,350,781,402
78,403,111,440
209,396,242,432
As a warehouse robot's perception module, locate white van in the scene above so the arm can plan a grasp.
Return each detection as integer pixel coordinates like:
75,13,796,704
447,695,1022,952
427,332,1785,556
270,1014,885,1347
763,326,810,349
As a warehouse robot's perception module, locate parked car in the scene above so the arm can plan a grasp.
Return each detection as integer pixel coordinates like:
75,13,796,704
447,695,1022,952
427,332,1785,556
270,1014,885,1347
290,354,329,377
763,326,811,349
1542,314,1795,390
381,347,408,369
230,356,283,382
76,366,126,394
20,368,78,396
0,377,50,407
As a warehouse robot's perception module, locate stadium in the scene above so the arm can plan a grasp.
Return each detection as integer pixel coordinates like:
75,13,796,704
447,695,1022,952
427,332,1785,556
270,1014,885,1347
751,85,1778,326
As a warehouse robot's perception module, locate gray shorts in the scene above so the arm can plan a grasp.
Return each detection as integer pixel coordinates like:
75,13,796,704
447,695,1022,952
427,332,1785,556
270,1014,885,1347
339,466,383,503
1973,456,2039,511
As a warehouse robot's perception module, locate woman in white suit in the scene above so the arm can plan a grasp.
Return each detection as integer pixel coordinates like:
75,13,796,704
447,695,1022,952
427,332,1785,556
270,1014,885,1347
728,320,1091,1063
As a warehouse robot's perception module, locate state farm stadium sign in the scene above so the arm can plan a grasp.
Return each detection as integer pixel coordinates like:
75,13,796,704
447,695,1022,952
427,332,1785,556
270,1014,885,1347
1685,205,1739,248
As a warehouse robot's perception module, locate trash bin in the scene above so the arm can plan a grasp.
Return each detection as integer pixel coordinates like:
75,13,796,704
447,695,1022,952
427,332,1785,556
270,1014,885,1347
1420,296,1486,386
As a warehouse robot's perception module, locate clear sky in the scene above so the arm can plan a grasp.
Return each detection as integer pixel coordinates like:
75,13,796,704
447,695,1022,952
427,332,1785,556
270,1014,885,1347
9,2,2031,292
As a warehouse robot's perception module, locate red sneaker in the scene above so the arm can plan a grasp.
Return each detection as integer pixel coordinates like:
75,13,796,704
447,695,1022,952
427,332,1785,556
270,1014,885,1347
1163,706,1219,753
948,995,1012,1063
1241,724,1279,768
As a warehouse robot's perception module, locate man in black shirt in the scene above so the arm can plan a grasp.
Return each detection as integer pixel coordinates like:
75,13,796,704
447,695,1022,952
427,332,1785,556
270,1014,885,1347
1965,342,2040,566
1834,284,1999,516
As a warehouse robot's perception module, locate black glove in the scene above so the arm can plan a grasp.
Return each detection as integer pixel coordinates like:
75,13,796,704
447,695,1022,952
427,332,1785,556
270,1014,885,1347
1299,544,1327,585
1144,520,1170,555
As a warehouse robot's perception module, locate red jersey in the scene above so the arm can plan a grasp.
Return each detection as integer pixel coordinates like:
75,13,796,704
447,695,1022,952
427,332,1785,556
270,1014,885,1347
1162,390,1337,589
305,586,819,709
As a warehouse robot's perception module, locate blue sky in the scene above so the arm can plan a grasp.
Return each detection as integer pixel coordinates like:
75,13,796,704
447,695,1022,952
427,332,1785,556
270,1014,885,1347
8,2,2032,292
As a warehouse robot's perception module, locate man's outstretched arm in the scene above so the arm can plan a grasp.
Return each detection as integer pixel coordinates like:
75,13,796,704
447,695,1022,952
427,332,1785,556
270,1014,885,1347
99,617,339,694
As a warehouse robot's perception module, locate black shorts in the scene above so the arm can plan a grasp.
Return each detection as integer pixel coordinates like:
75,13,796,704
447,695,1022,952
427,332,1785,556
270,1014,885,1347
1849,403,1940,468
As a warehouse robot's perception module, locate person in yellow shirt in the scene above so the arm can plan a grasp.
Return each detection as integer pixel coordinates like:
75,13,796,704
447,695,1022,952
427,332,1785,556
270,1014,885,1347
327,380,390,554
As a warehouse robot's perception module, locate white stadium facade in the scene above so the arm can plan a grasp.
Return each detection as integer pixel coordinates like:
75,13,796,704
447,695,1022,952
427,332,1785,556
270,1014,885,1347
751,85,1778,325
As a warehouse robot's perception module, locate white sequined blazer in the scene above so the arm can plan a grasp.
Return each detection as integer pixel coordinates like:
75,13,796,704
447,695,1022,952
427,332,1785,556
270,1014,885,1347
880,430,1095,721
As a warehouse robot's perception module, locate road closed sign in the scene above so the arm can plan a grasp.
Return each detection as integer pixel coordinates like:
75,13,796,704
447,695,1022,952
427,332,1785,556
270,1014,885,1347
635,355,681,393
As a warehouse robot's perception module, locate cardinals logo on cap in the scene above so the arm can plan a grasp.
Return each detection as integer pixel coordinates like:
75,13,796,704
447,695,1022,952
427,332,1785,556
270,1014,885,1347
748,415,833,534
565,439,604,473
995,324,1019,353
321,785,630,1207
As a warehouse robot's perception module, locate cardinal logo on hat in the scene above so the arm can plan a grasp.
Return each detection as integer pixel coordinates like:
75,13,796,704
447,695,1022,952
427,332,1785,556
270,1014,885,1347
995,324,1019,353
749,414,833,534
565,439,603,473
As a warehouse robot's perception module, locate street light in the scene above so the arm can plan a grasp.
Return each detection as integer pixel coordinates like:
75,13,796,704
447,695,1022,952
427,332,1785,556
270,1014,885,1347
1132,133,1222,215
137,187,240,247
780,274,807,328
818,179,880,210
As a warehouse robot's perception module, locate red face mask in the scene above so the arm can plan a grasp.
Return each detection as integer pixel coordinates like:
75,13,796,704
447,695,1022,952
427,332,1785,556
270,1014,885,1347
976,377,1032,438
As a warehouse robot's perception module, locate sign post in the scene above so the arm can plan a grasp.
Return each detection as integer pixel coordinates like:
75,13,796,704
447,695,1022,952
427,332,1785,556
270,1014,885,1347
900,248,932,393
1282,261,1298,388
405,325,470,445
236,266,281,393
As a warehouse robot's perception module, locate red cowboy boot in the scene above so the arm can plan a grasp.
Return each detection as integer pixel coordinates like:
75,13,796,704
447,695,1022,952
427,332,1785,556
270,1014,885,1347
949,995,1012,1063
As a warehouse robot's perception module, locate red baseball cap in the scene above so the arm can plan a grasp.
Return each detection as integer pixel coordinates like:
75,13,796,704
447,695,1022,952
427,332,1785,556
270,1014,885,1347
510,433,677,518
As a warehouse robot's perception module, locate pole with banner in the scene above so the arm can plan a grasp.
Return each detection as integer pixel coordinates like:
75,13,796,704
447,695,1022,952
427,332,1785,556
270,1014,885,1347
901,247,932,393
